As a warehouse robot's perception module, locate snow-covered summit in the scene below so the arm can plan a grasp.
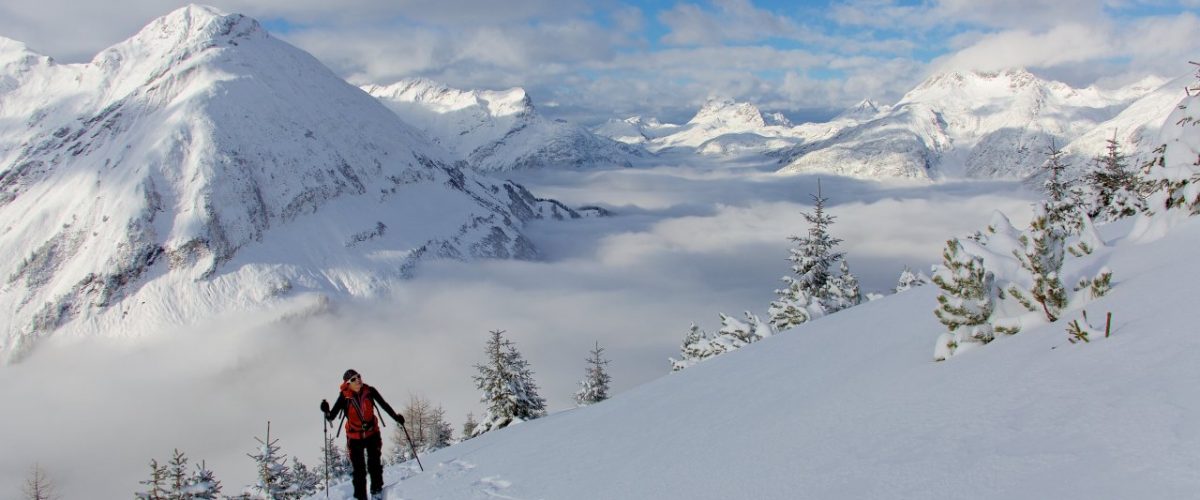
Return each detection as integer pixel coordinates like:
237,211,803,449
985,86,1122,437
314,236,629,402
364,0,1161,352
364,78,638,172
779,68,1173,179
364,77,532,118
592,116,680,145
643,98,824,154
0,5,579,362
835,98,885,121
687,97,768,129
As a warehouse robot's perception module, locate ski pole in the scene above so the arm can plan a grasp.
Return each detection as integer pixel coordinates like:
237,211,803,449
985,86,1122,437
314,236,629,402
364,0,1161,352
323,416,330,499
401,423,424,472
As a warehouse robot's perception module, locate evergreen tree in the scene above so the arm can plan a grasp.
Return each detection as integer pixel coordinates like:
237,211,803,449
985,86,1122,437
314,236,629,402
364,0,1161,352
670,323,727,371
461,413,478,440
1042,139,1085,235
22,463,57,500
894,266,930,293
428,406,454,450
1008,204,1068,322
244,422,292,499
769,180,857,330
166,449,189,498
932,239,998,360
824,259,862,311
672,318,705,369
574,341,612,406
1143,65,1200,215
471,330,547,436
318,435,352,488
136,459,170,500
287,458,320,498
1085,134,1144,221
186,461,222,499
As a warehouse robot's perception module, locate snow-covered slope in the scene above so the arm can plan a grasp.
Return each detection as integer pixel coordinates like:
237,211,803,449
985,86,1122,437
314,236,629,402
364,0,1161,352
1061,74,1191,172
0,5,579,362
363,78,639,172
323,209,1200,499
779,69,1174,180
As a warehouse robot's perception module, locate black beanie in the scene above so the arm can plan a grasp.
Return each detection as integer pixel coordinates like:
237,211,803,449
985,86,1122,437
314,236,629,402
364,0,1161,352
343,369,360,381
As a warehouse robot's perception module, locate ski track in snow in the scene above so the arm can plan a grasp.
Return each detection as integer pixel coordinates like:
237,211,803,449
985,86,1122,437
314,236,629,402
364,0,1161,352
368,459,523,500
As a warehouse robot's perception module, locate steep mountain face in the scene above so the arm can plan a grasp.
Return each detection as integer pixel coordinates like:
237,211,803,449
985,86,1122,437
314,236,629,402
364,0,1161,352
0,6,578,362
779,69,1171,179
363,78,639,172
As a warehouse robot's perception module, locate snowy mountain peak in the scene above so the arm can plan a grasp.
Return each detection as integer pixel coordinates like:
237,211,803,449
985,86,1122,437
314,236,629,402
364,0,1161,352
363,78,534,118
688,97,766,129
95,4,262,64
836,98,883,121
916,68,1040,91
0,7,578,361
365,77,635,171
0,36,52,85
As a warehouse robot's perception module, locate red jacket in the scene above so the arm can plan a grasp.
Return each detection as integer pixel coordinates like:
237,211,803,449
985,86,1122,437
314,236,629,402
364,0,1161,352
326,383,400,440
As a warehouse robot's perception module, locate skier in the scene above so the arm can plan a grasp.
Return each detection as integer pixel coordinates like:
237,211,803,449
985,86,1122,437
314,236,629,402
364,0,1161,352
320,369,405,500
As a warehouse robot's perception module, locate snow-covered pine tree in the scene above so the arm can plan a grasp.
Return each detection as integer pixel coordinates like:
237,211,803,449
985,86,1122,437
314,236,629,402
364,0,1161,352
318,435,351,488
471,330,547,436
1143,65,1200,215
716,313,757,346
1084,133,1145,221
1008,204,1068,322
670,323,714,371
1042,139,1085,235
824,259,862,311
244,422,293,499
461,412,478,440
932,239,998,361
22,463,56,500
186,461,223,499
894,266,930,293
575,341,612,406
769,181,847,330
287,458,320,498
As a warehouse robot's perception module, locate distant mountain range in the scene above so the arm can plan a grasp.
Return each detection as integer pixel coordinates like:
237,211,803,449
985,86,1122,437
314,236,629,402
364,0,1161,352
0,4,1187,362
593,69,1184,180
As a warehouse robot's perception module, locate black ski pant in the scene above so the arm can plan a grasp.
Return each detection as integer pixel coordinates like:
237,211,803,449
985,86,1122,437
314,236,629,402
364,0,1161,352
347,432,384,499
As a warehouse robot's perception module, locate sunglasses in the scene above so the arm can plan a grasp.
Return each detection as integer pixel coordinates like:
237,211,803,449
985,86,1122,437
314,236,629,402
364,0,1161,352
348,375,361,383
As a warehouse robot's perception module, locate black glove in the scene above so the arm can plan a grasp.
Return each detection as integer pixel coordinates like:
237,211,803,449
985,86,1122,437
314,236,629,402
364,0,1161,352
395,413,405,426
320,399,330,415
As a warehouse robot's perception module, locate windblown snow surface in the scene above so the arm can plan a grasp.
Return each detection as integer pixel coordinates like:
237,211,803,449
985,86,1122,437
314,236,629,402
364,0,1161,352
321,211,1200,499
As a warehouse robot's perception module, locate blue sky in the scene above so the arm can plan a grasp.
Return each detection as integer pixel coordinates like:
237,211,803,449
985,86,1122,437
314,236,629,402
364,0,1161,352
2,0,1198,123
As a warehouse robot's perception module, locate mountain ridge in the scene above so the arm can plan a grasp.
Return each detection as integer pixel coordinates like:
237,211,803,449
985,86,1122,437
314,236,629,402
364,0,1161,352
0,5,579,362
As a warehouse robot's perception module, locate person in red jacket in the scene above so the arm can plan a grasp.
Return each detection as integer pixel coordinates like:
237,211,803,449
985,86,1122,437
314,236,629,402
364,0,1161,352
320,369,404,500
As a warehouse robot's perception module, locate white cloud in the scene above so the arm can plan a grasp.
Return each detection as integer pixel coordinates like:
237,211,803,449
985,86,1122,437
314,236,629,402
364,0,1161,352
657,0,811,46
931,12,1200,79
932,24,1114,73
